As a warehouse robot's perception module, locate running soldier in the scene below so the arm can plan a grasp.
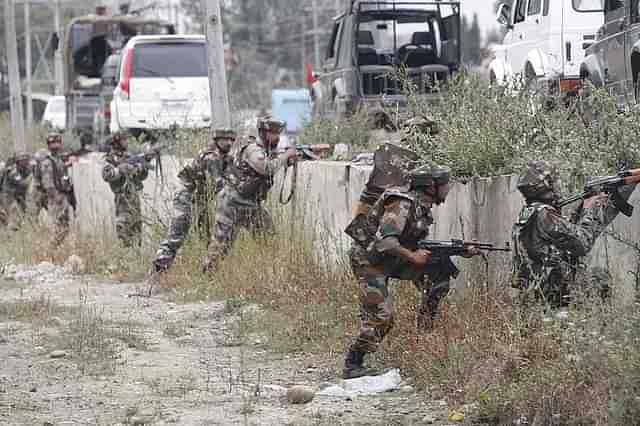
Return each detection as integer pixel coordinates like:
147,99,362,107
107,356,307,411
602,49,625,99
151,128,237,274
31,132,73,246
0,152,33,231
102,132,151,247
201,117,297,272
512,160,634,312
342,164,479,379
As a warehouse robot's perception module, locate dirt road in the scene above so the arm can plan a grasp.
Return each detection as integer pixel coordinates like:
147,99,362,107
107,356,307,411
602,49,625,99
0,262,454,425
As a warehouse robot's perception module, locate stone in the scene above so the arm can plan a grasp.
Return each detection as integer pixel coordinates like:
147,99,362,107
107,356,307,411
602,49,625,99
64,255,86,275
286,385,315,404
49,350,67,359
422,414,437,424
130,416,154,425
400,385,414,393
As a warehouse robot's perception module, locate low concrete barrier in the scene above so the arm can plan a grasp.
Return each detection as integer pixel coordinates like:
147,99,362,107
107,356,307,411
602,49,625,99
72,156,640,299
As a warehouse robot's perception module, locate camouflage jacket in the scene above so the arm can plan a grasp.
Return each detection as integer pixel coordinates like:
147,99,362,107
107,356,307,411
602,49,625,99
225,139,289,205
512,201,603,289
178,146,230,195
102,148,150,195
347,187,433,263
0,162,33,200
34,150,72,195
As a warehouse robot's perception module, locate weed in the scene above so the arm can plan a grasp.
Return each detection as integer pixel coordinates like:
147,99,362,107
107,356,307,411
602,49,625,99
162,320,189,338
0,295,76,325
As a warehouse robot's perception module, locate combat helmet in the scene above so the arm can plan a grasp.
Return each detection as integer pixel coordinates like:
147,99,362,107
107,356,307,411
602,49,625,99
212,128,237,140
517,160,561,199
402,114,439,136
407,163,450,188
257,116,286,133
46,132,62,144
12,151,31,162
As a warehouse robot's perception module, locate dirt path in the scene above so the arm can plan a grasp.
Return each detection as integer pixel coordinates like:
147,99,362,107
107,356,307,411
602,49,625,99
0,263,453,426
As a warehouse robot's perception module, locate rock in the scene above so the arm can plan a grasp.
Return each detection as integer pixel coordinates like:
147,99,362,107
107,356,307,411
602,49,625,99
0,334,8,344
64,255,85,275
318,382,333,391
422,414,437,424
286,385,315,404
130,416,154,425
262,384,287,395
49,317,64,327
49,350,67,359
448,411,465,422
400,385,414,393
30,386,37,392
36,262,57,275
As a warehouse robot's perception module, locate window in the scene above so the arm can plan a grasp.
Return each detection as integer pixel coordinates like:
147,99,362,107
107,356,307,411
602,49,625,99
326,21,342,59
133,43,207,78
543,0,550,16
528,0,542,15
514,0,527,23
573,0,605,12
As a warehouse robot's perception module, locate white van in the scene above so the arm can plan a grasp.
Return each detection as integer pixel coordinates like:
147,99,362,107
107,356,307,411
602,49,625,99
110,35,211,136
490,0,604,95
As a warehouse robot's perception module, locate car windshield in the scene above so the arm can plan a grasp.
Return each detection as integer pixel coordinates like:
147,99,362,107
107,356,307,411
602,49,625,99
132,43,207,78
48,99,65,113
573,0,604,12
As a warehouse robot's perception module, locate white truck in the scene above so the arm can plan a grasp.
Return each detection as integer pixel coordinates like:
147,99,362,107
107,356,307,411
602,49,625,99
490,0,604,96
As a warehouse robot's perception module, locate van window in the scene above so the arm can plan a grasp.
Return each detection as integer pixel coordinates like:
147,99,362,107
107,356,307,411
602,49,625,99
528,0,542,15
132,43,207,78
574,0,605,12
326,20,343,60
514,0,527,23
543,0,550,15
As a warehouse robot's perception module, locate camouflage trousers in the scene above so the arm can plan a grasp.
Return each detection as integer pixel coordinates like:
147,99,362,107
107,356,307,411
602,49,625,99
114,192,142,248
28,189,70,247
0,194,27,232
347,245,451,354
202,188,274,272
153,189,211,272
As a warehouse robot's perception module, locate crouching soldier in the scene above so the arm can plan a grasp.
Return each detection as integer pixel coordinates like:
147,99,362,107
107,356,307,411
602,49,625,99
102,132,150,247
150,128,236,276
512,160,634,312
201,117,297,272
0,152,33,231
342,164,480,379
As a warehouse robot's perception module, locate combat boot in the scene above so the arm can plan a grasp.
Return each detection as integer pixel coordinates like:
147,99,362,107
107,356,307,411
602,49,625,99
342,349,379,379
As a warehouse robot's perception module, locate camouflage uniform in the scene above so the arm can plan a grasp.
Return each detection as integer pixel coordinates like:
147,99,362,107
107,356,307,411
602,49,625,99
512,160,634,308
343,164,457,378
202,131,290,272
0,154,33,231
102,145,150,247
32,135,73,246
152,129,235,272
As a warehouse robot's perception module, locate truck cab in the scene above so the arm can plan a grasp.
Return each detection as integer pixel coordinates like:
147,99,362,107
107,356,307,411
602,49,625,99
491,0,603,96
581,0,640,106
312,0,461,121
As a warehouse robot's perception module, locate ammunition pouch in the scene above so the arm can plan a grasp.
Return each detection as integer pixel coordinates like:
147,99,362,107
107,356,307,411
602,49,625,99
344,213,376,249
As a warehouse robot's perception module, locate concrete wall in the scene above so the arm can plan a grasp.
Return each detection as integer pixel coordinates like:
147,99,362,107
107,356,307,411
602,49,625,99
72,156,640,299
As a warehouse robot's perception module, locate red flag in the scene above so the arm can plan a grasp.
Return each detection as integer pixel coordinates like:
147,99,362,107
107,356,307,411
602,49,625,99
305,63,316,85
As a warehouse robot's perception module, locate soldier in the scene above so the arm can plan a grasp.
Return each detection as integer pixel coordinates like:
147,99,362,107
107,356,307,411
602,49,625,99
342,164,479,379
102,132,150,247
151,128,237,275
0,152,33,231
512,160,631,312
201,117,297,272
31,132,74,247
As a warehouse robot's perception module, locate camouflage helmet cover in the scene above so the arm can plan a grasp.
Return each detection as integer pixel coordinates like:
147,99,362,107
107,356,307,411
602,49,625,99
517,160,561,198
402,114,438,135
257,116,286,133
408,163,451,188
12,151,30,162
212,128,237,140
46,132,62,144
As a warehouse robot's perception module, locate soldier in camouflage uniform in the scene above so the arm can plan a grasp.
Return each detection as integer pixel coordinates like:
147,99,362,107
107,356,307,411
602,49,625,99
342,164,480,379
512,160,633,311
31,132,73,246
102,132,150,247
0,152,33,231
201,117,297,272
151,128,237,274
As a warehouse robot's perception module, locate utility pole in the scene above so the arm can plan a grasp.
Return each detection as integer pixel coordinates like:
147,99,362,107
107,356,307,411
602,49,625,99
53,0,64,95
312,0,320,69
4,0,26,151
301,14,306,86
203,0,231,128
24,0,33,127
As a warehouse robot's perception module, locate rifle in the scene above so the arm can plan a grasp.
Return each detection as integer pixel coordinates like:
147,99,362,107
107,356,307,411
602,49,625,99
278,144,331,204
558,168,640,217
417,239,511,263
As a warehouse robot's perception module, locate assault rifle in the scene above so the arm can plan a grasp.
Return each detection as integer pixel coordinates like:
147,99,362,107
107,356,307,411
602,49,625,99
278,144,331,204
125,143,168,166
558,168,640,217
417,239,511,263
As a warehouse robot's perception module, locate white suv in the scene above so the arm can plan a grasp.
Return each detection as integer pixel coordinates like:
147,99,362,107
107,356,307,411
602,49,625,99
490,0,604,96
110,35,211,137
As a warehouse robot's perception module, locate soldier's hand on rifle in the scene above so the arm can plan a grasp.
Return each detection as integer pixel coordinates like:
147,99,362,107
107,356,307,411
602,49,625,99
284,147,297,166
462,245,481,258
118,163,136,176
410,249,432,266
583,193,609,209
